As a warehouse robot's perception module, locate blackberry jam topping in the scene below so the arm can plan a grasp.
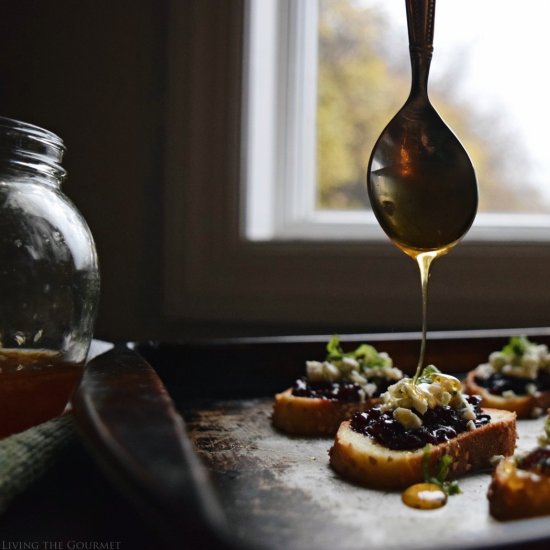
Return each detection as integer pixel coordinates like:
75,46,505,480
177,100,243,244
350,394,490,451
291,376,392,401
519,446,550,474
475,370,550,396
291,377,361,402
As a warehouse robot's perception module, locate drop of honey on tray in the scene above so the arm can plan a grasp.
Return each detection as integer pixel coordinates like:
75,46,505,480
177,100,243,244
401,482,447,510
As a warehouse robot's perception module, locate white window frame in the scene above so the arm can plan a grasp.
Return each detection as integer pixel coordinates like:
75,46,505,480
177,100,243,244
245,0,550,243
163,0,550,334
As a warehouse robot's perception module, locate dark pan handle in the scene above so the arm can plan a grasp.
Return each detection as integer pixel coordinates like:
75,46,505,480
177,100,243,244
72,344,238,549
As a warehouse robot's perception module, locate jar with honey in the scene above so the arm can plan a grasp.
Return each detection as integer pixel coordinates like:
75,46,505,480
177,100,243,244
0,116,100,438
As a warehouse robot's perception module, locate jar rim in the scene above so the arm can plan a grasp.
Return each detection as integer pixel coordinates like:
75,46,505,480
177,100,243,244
0,116,67,184
0,116,65,152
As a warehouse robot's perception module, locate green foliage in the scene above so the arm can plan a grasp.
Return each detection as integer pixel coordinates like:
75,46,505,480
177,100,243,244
316,0,550,213
317,0,406,208
422,445,461,496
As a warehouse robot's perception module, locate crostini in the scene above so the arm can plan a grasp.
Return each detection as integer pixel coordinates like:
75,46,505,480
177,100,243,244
329,366,517,490
488,415,550,521
272,336,403,436
464,336,550,418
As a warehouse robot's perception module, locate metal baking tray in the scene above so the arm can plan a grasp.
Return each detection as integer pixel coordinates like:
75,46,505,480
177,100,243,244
73,328,550,550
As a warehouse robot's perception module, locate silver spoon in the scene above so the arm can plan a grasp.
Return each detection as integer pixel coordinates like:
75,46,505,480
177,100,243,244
366,0,478,379
367,0,477,259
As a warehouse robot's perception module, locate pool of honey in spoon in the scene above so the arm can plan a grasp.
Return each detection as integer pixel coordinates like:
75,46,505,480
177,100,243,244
0,349,83,438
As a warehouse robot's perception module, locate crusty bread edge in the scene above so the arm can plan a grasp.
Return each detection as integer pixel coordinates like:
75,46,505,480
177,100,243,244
488,457,550,521
272,388,378,436
329,408,517,490
464,370,550,418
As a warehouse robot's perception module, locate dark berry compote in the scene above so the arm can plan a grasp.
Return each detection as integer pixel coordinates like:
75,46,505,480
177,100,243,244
291,376,393,402
475,370,550,396
519,446,550,474
350,395,490,451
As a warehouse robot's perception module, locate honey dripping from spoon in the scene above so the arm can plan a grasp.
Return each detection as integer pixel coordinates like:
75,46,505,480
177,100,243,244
367,0,477,381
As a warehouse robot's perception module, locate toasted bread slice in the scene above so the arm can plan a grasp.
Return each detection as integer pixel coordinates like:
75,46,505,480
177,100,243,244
329,408,516,490
272,388,377,436
488,456,550,521
464,370,550,419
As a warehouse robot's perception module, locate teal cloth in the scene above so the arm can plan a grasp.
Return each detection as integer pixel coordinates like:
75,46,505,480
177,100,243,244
0,415,75,513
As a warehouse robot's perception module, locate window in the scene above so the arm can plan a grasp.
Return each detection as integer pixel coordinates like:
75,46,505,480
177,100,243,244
163,0,550,335
245,0,550,242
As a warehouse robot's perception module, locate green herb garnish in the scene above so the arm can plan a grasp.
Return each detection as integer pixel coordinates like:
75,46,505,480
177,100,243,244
325,335,390,368
326,335,345,360
416,365,441,385
422,445,461,496
501,335,531,359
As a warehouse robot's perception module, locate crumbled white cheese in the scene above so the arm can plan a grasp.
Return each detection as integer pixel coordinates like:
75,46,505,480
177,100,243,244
381,372,462,415
305,360,322,380
466,420,476,431
474,362,494,380
393,407,422,429
306,361,341,382
538,417,550,446
483,337,550,380
380,367,476,429
364,383,377,398
526,383,538,396
488,351,507,369
461,403,476,421
364,365,403,381
502,390,516,399
305,344,403,396
349,369,368,386
338,356,360,374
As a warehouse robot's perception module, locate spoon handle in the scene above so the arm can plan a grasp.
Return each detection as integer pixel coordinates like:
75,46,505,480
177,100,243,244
406,0,435,55
405,0,436,97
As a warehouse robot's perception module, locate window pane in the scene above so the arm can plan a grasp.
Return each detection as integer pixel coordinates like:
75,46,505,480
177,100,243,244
317,0,550,216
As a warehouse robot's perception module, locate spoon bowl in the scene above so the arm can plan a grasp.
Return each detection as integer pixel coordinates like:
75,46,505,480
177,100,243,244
367,0,477,259
366,0,478,377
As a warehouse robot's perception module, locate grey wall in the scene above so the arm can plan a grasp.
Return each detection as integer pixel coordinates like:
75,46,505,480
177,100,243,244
0,0,169,341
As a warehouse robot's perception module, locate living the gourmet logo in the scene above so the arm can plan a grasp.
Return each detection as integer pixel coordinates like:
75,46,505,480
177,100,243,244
0,542,122,550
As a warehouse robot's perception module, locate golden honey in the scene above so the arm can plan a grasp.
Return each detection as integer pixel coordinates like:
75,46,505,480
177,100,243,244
402,482,448,509
0,349,83,438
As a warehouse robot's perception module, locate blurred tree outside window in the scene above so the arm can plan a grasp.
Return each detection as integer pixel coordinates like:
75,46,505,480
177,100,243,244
317,0,550,218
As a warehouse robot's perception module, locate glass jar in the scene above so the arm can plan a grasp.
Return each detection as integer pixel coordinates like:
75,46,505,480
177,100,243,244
0,116,100,437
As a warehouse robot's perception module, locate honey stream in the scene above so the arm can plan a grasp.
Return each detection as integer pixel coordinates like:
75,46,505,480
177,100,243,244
414,250,438,382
